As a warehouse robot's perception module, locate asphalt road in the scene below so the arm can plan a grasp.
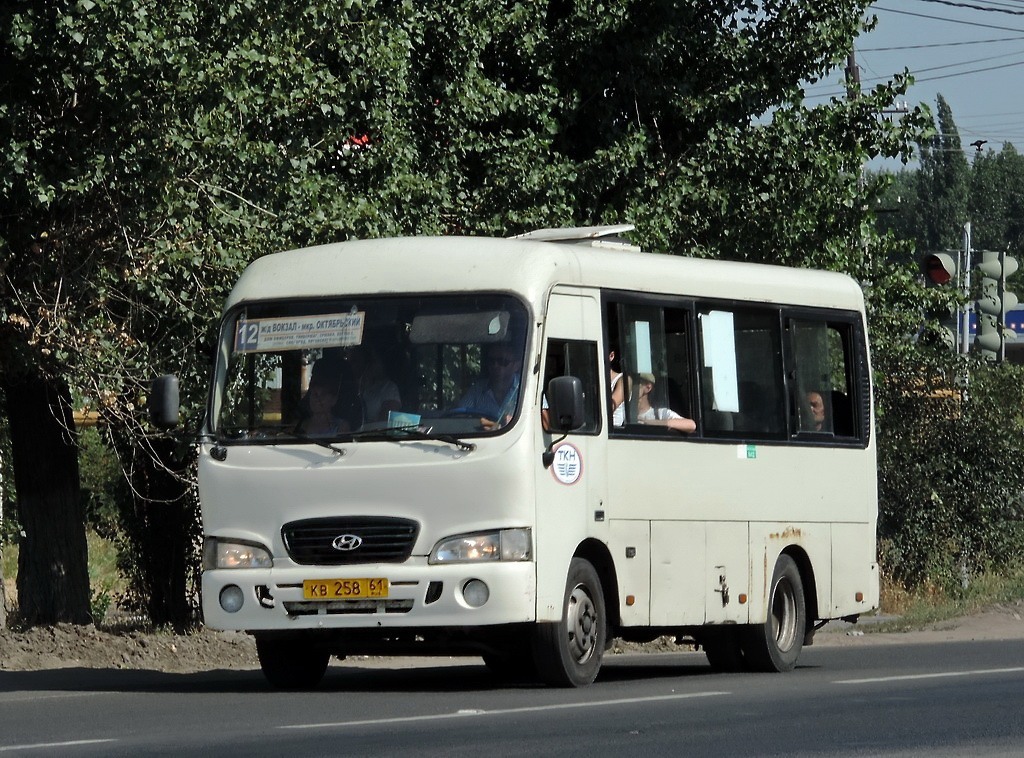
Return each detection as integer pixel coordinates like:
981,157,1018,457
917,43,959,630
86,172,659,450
2,639,1023,756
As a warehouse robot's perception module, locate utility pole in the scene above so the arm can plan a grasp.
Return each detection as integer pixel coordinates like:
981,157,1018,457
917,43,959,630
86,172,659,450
846,49,870,267
845,51,861,101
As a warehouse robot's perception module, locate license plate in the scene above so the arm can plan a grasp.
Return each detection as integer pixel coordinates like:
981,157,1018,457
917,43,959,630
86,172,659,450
302,578,389,600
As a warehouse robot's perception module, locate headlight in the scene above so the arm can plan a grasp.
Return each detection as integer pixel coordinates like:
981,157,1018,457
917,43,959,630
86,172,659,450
429,528,532,564
203,538,273,569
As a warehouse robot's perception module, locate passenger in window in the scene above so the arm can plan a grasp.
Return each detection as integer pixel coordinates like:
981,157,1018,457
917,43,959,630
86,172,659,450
296,357,351,436
457,343,522,429
806,390,827,432
633,373,696,433
344,344,401,423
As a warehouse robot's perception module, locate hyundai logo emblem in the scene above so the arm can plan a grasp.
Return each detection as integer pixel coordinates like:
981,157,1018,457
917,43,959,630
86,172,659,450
332,534,363,551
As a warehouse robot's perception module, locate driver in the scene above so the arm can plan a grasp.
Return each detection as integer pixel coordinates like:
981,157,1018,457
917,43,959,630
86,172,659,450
455,343,522,429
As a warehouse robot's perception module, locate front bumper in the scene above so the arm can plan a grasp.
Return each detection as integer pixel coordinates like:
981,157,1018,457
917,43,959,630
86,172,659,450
202,557,537,631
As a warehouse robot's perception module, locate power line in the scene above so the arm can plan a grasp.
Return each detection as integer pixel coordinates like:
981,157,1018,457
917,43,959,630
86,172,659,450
914,57,1024,82
859,34,1024,50
914,0,1024,14
874,4,1024,33
803,52,1024,96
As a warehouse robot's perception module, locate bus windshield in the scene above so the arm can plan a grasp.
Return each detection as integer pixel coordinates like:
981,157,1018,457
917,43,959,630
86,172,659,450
215,294,529,442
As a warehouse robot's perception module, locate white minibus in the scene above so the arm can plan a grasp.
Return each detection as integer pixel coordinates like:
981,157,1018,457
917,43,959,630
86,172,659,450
152,225,878,687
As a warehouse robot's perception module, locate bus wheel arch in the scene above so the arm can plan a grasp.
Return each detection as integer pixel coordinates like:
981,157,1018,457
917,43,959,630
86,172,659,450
784,545,819,639
743,551,807,672
531,545,612,687
574,538,620,633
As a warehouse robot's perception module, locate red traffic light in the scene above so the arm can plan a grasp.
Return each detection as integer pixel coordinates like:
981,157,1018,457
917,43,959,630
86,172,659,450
921,252,957,285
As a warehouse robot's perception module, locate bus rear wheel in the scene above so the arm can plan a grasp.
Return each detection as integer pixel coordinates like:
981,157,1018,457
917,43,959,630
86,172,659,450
531,557,606,687
255,636,330,689
744,554,806,672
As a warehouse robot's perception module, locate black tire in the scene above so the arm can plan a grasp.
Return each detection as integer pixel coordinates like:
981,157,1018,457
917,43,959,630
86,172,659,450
531,558,606,687
702,628,746,672
743,554,806,672
255,636,331,689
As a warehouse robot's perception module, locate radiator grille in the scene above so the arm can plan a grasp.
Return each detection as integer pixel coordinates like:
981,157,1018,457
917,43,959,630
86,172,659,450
282,516,419,565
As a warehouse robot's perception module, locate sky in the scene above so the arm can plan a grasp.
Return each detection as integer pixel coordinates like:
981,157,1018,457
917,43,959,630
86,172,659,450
803,0,1024,168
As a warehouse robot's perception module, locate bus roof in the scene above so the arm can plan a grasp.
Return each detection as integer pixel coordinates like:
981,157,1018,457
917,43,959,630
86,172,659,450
224,234,865,313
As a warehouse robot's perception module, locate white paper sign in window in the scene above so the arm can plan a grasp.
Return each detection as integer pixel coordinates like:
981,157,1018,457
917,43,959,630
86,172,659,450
700,310,740,413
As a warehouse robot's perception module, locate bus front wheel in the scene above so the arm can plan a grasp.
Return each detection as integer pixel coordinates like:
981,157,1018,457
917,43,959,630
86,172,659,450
532,557,606,687
744,554,806,672
255,636,330,689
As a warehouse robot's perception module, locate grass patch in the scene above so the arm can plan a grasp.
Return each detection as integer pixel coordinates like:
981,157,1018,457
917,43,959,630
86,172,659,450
875,564,1024,632
2,530,126,624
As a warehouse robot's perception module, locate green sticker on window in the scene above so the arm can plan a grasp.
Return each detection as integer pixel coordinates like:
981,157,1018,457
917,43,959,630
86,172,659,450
746,445,757,459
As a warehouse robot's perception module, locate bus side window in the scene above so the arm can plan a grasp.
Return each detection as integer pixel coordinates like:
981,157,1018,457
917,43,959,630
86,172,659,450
698,307,785,439
789,318,858,438
542,339,600,434
608,301,695,434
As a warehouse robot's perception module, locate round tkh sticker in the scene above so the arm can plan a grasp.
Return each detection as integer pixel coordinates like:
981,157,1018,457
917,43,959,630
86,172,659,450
550,442,583,485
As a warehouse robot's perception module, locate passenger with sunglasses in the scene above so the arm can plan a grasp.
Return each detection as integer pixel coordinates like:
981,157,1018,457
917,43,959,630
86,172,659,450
454,344,523,430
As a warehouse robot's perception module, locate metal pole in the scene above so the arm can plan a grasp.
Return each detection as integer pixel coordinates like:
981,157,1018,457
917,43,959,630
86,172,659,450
961,222,972,354
999,248,1007,363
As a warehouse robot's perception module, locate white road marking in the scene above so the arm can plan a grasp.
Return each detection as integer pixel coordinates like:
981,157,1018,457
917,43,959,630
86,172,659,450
280,690,731,730
0,739,117,753
836,666,1024,684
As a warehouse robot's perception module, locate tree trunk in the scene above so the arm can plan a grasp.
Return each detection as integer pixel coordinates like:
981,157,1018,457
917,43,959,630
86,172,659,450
1,544,6,630
127,438,199,632
3,369,91,625
1,442,5,629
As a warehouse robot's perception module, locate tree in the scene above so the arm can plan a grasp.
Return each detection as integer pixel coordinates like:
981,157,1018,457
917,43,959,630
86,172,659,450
1,0,927,625
865,95,1024,590
969,143,1024,254
915,94,970,252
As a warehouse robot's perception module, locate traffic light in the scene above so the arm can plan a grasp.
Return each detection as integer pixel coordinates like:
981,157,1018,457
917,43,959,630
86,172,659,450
919,251,960,352
974,250,1018,362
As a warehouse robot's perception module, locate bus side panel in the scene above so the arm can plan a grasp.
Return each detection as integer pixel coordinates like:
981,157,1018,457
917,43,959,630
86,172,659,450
650,521,704,625
748,523,832,626
705,522,750,624
609,519,651,626
831,522,879,616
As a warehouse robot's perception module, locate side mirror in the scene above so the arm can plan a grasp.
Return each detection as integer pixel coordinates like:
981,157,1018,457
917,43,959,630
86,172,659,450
149,375,180,430
546,375,585,432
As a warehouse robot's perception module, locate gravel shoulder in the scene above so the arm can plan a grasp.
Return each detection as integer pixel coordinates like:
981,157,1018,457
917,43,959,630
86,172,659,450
2,600,1022,673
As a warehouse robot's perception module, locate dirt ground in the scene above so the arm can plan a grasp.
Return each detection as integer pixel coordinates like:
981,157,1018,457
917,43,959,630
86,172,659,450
1,599,1022,673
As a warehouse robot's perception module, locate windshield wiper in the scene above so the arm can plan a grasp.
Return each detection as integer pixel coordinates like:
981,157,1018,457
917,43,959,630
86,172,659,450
366,424,477,452
290,430,346,455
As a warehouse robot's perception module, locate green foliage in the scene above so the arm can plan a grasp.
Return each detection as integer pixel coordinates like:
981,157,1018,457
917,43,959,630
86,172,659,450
969,144,1024,254
78,427,122,540
867,94,1024,595
0,0,940,619
876,352,1024,590
914,95,971,252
